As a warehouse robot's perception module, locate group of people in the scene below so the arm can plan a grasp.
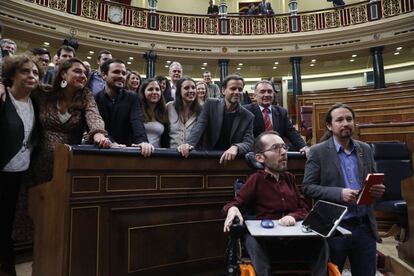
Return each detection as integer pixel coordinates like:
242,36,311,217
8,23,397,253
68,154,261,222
223,104,385,275
207,0,275,16
1,38,383,276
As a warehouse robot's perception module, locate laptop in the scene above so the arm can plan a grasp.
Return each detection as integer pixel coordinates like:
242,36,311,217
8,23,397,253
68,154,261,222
302,200,348,238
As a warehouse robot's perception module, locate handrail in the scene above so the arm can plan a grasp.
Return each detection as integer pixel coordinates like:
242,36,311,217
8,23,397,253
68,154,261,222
26,0,413,35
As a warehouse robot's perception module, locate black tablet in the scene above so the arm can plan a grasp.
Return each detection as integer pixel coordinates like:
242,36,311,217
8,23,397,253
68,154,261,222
302,200,348,237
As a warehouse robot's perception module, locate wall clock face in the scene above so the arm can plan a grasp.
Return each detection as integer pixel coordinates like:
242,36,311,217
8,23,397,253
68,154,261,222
108,6,122,23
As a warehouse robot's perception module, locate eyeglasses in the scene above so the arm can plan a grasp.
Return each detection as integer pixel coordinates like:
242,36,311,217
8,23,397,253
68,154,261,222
259,143,289,153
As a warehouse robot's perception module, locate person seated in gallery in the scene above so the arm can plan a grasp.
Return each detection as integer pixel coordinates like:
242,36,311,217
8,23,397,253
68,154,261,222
223,131,329,276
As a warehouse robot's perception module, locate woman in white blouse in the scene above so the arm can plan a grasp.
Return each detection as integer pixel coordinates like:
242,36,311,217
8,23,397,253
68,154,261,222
0,54,42,275
139,78,169,148
167,76,202,148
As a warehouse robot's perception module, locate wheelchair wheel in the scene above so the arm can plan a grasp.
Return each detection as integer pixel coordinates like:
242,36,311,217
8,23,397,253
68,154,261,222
240,263,256,276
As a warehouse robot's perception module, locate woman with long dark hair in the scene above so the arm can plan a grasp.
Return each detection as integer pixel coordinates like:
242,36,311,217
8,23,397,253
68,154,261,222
31,57,111,185
167,77,202,148
138,78,170,148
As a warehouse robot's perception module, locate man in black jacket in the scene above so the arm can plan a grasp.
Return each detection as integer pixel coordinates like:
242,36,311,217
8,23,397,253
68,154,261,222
244,80,309,155
94,59,153,156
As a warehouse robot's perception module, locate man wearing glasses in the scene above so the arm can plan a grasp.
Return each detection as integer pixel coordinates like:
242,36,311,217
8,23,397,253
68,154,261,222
223,131,328,276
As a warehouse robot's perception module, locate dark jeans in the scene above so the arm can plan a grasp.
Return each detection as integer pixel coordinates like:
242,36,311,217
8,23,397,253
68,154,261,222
328,221,377,276
0,171,24,273
244,233,329,276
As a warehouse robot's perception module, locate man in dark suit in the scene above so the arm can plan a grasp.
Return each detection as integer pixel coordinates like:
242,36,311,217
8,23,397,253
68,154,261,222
303,103,385,276
207,0,219,15
244,80,308,155
178,74,254,164
94,59,153,157
257,0,274,15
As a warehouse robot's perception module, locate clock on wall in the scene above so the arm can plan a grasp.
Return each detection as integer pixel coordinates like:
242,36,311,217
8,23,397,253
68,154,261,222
108,5,122,23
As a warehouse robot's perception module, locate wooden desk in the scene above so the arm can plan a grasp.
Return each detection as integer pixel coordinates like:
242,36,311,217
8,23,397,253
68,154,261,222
29,144,306,276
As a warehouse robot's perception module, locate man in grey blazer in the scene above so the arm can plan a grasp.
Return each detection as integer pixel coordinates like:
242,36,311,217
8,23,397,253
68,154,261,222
303,103,385,276
178,74,254,164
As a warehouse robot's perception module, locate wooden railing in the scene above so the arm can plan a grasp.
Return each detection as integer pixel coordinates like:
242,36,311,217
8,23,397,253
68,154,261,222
25,0,414,35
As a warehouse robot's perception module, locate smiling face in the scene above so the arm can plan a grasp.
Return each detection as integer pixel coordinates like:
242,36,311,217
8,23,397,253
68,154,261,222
223,79,243,108
255,82,274,107
61,62,88,90
127,73,141,90
144,81,161,104
196,83,207,100
180,80,196,103
169,63,182,83
12,61,40,92
103,62,127,91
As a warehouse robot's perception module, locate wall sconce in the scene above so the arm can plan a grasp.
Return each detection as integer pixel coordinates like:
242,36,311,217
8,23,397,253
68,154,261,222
148,0,158,13
219,0,228,19
288,0,298,15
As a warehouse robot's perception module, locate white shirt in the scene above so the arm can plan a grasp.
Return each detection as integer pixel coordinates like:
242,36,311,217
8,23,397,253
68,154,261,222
166,102,197,148
3,92,35,172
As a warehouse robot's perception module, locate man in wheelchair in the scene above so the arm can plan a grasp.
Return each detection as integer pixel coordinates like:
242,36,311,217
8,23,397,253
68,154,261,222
223,131,329,276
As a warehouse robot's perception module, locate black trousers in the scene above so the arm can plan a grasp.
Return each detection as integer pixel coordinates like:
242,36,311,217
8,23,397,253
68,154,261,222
0,171,24,272
244,233,329,276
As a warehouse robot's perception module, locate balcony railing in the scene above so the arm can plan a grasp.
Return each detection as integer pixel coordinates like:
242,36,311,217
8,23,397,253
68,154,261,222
26,0,414,35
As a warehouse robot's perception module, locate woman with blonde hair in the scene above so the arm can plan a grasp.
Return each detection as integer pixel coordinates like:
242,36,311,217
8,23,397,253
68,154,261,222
196,81,208,106
125,71,142,93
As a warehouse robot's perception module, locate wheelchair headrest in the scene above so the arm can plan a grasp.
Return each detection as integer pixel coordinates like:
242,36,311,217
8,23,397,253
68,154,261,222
245,152,264,170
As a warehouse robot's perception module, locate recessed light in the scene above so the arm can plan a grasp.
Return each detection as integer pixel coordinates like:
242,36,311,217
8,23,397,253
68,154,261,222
351,54,357,58
311,59,316,63
127,61,132,65
238,63,243,66
164,65,169,68
236,67,241,70
394,52,400,55
201,67,205,70
350,59,355,62
43,42,50,46
396,47,402,51
274,61,279,65
86,56,92,60
166,60,171,64
89,50,94,54
129,57,134,60
202,62,207,66
310,64,315,67
272,66,277,69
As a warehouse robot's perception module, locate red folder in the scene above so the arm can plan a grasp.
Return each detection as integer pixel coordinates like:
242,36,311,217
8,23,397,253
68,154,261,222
357,173,385,205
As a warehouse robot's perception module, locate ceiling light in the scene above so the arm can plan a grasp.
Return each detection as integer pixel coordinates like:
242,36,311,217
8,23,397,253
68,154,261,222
89,50,94,54
166,60,171,64
351,54,357,58
164,65,169,68
311,59,316,63
396,47,402,51
201,67,205,70
394,52,400,55
86,56,92,60
310,64,315,67
127,61,132,65
350,59,355,62
238,63,243,66
43,42,50,46
272,66,277,69
202,62,207,66
236,67,241,70
129,57,134,60
274,61,279,65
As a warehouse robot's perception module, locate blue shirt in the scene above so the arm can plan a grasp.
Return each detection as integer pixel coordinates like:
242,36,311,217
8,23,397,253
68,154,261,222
88,71,105,95
333,138,368,219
